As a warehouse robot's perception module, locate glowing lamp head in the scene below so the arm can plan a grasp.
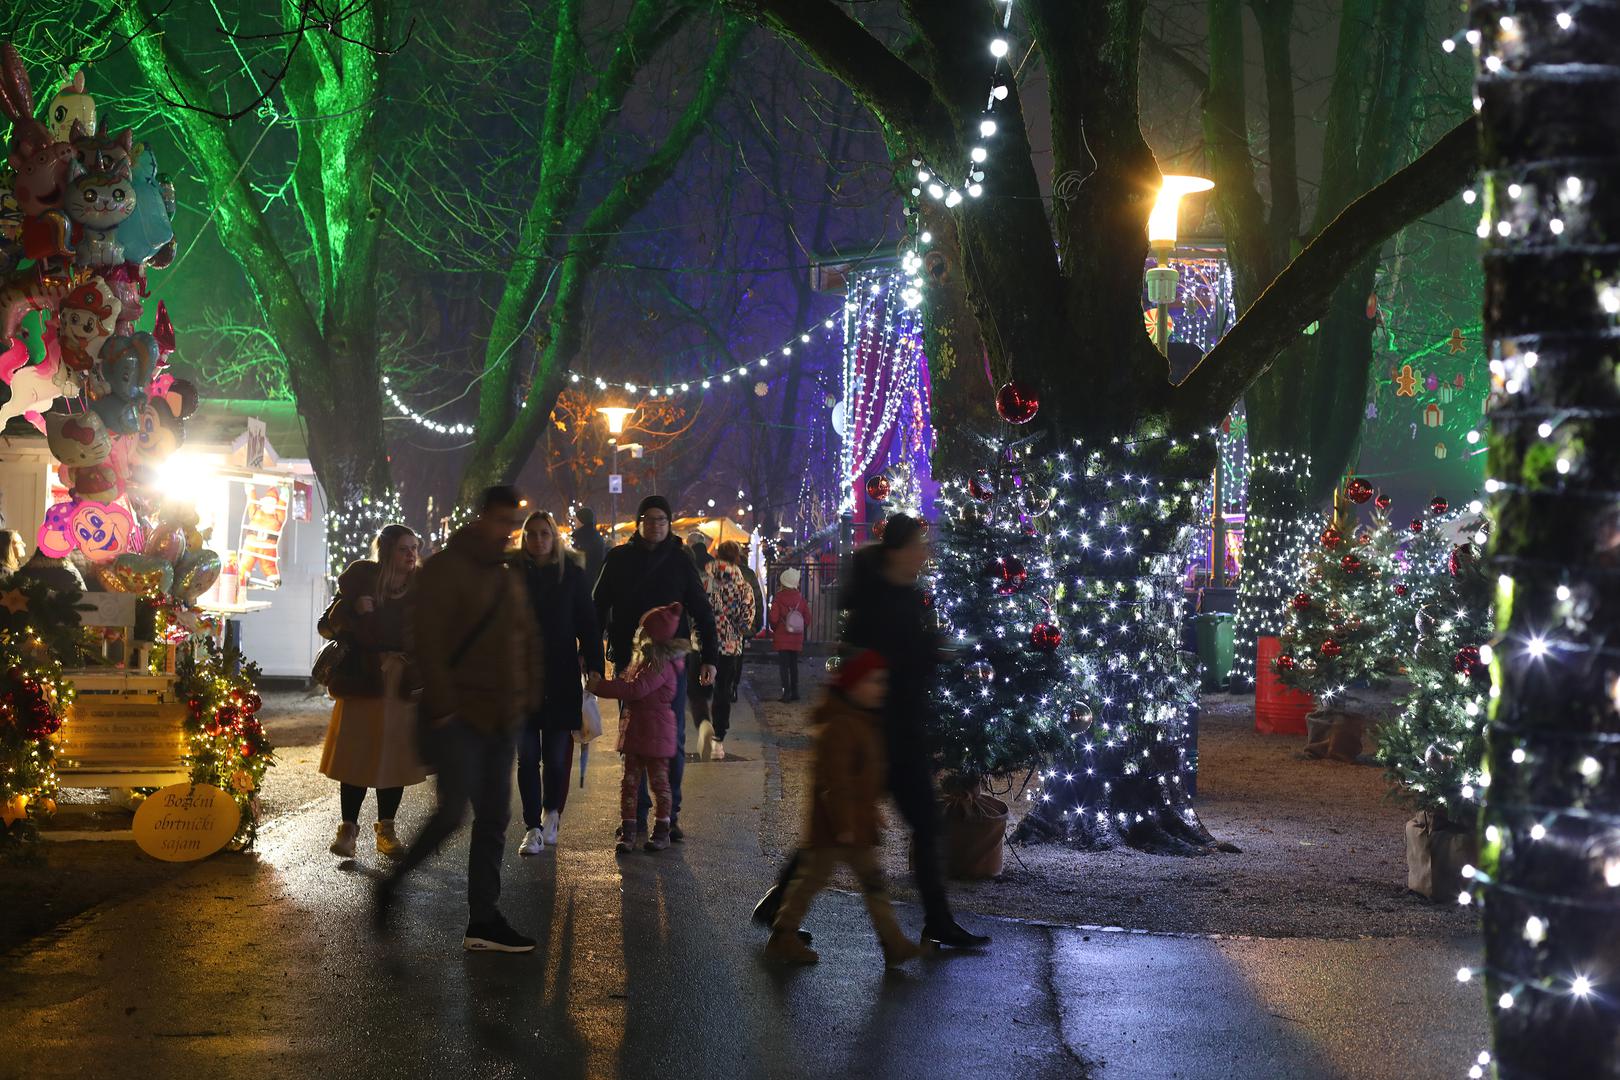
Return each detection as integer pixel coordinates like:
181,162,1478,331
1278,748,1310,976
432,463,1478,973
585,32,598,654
597,406,636,435
1148,174,1214,248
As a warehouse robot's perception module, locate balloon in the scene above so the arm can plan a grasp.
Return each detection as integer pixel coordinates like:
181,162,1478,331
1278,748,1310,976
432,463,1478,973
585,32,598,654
55,276,120,373
0,44,76,219
45,70,95,142
144,522,185,564
173,549,221,602
66,160,136,268
830,400,846,438
0,327,78,431
116,144,175,268
45,410,111,469
89,332,159,434
99,552,172,595
69,500,136,563
36,499,77,559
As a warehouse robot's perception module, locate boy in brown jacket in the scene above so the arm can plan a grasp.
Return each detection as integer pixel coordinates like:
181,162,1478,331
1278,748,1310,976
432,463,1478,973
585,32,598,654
767,650,923,968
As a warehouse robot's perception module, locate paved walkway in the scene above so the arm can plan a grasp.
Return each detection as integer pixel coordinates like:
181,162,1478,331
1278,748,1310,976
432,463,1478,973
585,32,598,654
0,687,1486,1079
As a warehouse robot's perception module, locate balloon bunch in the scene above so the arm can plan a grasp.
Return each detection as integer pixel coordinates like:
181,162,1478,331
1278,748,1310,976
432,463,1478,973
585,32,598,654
0,47,215,605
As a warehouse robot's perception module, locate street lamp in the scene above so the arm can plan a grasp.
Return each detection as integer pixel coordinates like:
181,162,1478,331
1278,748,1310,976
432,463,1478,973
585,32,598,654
598,405,636,535
1144,174,1214,356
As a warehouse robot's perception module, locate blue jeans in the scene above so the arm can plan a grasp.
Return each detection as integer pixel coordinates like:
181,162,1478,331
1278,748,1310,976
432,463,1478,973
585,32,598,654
636,664,688,830
516,726,574,827
388,717,515,923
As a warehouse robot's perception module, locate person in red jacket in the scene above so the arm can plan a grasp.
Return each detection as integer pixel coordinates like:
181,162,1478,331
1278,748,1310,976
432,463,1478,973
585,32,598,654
590,602,686,853
768,567,811,702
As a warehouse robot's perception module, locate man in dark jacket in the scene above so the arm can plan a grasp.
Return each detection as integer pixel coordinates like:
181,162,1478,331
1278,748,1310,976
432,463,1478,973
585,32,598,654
572,506,607,588
751,515,991,949
594,494,719,839
684,531,715,723
377,485,541,953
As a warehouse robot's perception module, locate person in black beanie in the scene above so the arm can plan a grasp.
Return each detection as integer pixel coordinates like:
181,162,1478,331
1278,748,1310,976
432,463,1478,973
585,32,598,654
751,513,991,949
593,494,719,841
571,506,607,589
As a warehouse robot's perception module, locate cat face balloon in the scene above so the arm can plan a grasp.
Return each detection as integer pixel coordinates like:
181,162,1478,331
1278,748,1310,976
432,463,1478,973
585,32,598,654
46,411,112,468
66,168,134,231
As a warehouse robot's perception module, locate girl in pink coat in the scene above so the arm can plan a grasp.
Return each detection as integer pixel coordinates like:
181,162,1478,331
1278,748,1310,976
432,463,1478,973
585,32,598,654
591,602,686,852
768,568,811,702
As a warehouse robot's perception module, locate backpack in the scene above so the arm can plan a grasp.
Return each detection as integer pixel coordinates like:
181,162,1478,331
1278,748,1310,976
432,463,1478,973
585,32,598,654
784,606,805,635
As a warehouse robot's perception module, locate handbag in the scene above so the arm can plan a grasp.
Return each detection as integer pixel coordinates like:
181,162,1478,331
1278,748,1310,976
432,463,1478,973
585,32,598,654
311,597,350,688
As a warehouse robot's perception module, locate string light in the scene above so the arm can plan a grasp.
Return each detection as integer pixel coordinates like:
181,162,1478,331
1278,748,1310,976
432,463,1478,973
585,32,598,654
326,491,406,581
381,376,474,436
1229,452,1316,687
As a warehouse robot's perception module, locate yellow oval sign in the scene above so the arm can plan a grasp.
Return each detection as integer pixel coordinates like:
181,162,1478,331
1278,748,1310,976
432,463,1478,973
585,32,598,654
132,783,241,862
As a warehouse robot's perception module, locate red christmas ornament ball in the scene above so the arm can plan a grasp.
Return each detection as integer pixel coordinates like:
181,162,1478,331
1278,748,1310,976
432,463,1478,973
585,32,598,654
1393,582,1408,597
1321,528,1343,548
1374,493,1392,511
1292,592,1312,611
968,471,995,501
1449,545,1475,578
871,518,888,541
1345,478,1374,504
865,474,892,502
244,692,263,714
1409,518,1424,534
1356,532,1372,546
1452,645,1482,675
986,555,1028,594
1276,653,1298,672
995,381,1041,425
1320,638,1343,659
1340,554,1363,574
1429,496,1449,515
1030,622,1063,652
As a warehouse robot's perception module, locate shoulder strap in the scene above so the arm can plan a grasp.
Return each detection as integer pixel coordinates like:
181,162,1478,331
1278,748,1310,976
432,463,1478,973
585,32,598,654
449,572,508,670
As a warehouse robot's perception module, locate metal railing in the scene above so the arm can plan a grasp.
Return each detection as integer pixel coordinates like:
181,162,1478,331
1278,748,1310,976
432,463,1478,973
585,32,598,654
762,559,842,647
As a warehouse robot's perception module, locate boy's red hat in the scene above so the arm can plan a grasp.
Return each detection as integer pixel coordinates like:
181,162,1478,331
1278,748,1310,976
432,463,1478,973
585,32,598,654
639,602,682,644
834,649,888,690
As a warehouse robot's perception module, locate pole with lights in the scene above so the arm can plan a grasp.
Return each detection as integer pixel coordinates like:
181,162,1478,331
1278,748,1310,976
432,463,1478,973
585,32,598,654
597,405,636,539
1460,3,1620,1076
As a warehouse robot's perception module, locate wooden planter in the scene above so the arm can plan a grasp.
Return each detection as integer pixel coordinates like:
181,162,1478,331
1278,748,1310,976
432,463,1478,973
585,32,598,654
1302,702,1375,762
1405,809,1479,900
939,790,1008,880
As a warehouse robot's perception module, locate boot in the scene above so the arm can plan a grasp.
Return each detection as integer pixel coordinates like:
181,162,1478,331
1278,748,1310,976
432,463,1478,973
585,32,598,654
330,822,359,858
922,920,992,948
698,720,716,760
765,929,819,965
646,818,671,851
616,820,638,854
373,820,406,859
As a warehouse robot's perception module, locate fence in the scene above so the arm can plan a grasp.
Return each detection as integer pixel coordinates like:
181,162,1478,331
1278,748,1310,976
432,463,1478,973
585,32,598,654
762,558,842,647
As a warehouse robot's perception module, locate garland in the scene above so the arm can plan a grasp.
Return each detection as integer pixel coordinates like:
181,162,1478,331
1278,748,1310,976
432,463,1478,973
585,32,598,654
173,639,274,848
0,575,85,856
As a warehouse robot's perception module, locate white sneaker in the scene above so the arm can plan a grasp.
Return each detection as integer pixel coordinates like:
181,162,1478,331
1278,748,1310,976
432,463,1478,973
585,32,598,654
330,822,359,858
712,740,726,761
519,827,543,856
698,720,716,760
542,811,560,847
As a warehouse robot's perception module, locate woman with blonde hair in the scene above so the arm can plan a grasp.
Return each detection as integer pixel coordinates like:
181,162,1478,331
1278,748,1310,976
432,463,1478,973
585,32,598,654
515,510,604,854
318,523,428,859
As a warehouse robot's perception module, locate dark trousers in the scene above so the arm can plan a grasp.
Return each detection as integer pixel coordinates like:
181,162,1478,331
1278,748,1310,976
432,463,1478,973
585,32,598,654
388,718,515,923
516,726,574,827
777,650,800,696
340,783,403,823
636,663,688,829
711,654,743,740
687,650,711,724
771,740,952,929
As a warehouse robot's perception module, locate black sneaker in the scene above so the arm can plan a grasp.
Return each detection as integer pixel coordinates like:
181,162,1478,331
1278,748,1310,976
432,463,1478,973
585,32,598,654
463,915,536,953
923,921,992,949
669,821,685,843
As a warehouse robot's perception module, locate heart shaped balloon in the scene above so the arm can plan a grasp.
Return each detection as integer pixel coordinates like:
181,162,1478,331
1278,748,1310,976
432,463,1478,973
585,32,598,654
99,552,173,596
69,500,136,563
172,549,221,603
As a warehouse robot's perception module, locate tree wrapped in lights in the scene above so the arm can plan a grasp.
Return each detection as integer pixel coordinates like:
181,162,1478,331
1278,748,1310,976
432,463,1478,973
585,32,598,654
1273,502,1399,699
1018,435,1230,853
1376,507,1492,816
1463,1,1620,1073
1229,451,1318,688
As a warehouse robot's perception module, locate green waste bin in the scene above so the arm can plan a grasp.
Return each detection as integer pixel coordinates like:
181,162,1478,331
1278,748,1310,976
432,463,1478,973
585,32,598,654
1194,612,1234,691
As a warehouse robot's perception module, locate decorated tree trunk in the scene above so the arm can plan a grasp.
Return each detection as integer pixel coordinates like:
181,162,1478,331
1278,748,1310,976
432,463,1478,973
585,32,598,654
1468,1,1620,1074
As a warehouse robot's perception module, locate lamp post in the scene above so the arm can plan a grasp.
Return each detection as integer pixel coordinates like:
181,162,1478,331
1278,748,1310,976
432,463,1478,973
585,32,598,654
1145,174,1216,581
1145,174,1214,357
597,405,636,537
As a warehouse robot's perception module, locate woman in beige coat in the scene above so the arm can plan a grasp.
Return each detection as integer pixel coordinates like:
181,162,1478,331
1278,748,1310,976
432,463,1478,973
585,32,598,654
319,524,429,859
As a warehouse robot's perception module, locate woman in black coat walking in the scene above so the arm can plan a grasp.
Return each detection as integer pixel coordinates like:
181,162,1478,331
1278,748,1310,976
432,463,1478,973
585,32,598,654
516,511,606,854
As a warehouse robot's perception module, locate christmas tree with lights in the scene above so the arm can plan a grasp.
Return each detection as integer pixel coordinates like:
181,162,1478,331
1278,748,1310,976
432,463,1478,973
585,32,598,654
926,384,1231,853
1273,480,1401,700
1375,505,1491,817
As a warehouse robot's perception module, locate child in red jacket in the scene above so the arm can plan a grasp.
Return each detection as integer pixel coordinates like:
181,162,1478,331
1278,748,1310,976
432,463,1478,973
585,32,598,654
768,567,811,702
590,602,685,852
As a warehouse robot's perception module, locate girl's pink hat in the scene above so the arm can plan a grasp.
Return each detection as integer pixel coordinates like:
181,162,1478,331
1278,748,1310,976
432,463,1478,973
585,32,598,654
639,602,683,644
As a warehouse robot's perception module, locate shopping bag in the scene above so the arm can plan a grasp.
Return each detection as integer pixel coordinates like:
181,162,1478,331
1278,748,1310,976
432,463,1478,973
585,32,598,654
578,684,604,745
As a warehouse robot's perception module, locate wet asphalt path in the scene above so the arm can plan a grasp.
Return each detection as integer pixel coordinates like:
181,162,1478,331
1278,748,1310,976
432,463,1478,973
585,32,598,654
0,691,1486,1080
